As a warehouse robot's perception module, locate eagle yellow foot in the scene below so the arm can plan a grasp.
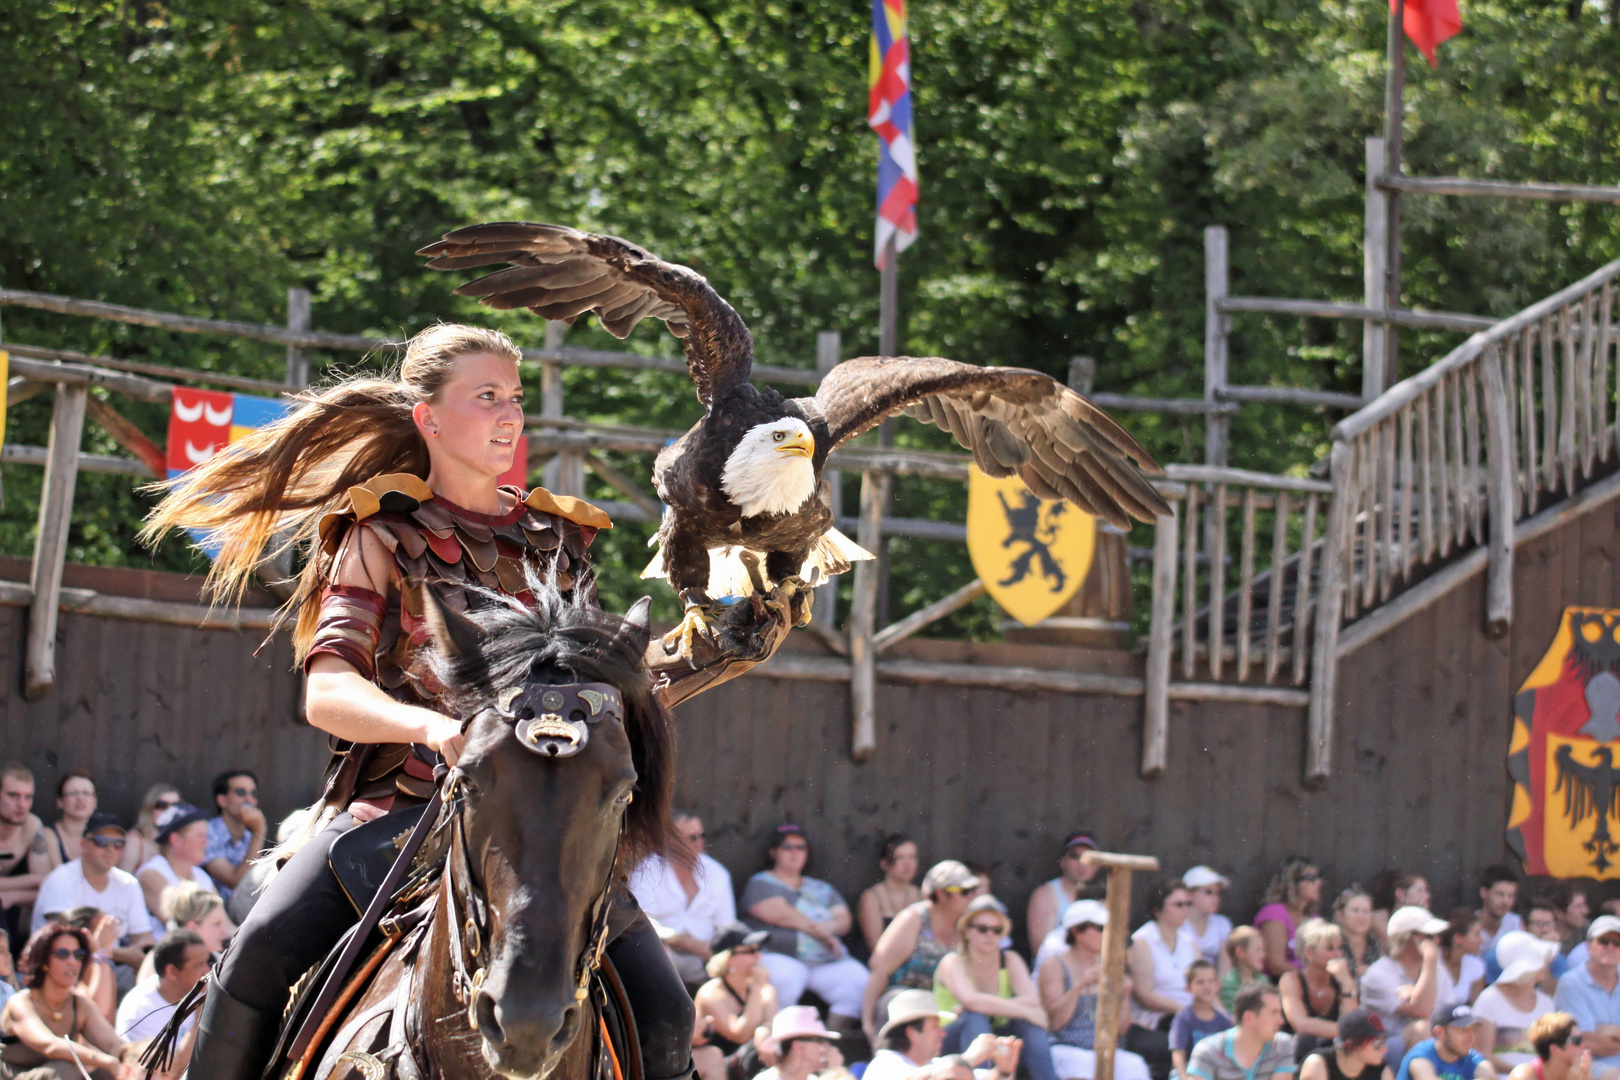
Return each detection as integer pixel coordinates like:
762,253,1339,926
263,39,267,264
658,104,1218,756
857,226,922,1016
768,576,815,628
662,594,718,666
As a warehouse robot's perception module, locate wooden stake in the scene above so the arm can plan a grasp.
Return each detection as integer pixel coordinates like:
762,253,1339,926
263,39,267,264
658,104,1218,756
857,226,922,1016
1204,227,1230,467
850,470,890,761
286,287,311,390
1083,851,1161,1080
25,385,86,700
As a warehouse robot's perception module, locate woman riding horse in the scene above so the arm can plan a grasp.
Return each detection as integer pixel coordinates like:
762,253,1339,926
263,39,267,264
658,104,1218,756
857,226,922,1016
143,324,787,1080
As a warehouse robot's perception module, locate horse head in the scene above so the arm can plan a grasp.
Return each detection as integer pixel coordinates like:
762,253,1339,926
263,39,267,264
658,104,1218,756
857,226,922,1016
420,578,671,1079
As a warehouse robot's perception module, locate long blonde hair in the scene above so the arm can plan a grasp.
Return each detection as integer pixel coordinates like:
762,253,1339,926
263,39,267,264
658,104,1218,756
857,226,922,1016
134,782,180,840
140,324,523,658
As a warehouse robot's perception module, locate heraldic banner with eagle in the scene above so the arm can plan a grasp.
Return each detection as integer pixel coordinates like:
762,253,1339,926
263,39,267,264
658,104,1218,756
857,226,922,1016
1509,607,1620,879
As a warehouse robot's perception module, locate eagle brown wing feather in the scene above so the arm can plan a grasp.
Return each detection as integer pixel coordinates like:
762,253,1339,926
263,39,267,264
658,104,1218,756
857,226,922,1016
418,222,753,406
805,356,1169,528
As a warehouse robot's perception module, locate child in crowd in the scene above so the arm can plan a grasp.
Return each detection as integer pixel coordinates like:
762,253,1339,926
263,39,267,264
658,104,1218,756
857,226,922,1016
1221,928,1269,1013
1171,960,1233,1079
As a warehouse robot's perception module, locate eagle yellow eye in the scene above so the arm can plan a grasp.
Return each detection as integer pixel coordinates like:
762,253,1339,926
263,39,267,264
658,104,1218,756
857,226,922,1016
773,431,786,442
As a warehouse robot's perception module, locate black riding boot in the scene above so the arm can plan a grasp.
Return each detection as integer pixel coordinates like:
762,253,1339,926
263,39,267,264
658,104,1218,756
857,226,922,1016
604,897,696,1080
184,980,280,1080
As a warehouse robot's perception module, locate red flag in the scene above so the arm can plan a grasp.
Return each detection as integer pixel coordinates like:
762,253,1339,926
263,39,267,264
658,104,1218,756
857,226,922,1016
1395,0,1461,67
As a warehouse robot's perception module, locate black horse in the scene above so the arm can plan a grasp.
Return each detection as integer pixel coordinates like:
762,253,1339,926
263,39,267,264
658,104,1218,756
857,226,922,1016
279,579,676,1080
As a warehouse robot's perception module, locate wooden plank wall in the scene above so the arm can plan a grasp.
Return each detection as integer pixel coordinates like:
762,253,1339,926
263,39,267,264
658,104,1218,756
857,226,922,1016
0,501,1610,944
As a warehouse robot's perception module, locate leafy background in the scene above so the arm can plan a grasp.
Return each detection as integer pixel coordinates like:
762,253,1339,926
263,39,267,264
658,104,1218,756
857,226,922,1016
2,0,1618,635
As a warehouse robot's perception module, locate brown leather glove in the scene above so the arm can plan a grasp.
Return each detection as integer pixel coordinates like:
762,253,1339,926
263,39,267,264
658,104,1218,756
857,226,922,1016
646,584,813,709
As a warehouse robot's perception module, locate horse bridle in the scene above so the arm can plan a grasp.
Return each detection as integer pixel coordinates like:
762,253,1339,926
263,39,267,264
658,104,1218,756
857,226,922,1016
440,680,630,1032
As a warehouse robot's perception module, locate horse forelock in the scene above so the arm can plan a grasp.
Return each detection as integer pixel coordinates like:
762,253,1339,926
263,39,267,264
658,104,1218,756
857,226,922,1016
426,575,674,868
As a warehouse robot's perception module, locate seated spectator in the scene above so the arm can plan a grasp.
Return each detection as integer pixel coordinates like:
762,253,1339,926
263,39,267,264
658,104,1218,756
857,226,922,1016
630,811,736,989
1028,833,1103,957
1185,869,1234,970
1553,915,1620,1074
38,772,98,873
1280,919,1359,1063
1336,889,1383,980
1506,1013,1592,1080
1257,859,1323,977
1170,961,1232,1078
0,765,50,949
863,861,977,1041
934,895,1055,1080
1039,900,1150,1080
0,932,15,1009
864,990,1022,1080
201,771,264,901
0,924,129,1079
1184,981,1296,1080
163,884,231,954
754,1008,838,1080
117,785,178,876
1497,902,1571,992
859,836,923,954
1127,880,1199,1077
1472,931,1557,1070
1550,887,1592,966
694,923,778,1080
1221,929,1269,1015
742,825,868,1033
1369,874,1432,951
1438,911,1487,1008
1299,1008,1394,1080
135,804,215,921
30,812,153,992
1362,906,1447,1060
114,929,208,1042
1394,1004,1494,1080
1477,870,1522,957
50,909,117,1023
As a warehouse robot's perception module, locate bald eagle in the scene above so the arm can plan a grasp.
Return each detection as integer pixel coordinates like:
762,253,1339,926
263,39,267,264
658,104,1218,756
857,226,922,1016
419,223,1170,653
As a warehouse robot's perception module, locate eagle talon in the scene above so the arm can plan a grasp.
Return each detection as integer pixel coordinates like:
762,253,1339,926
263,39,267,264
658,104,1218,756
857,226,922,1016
662,593,718,667
774,576,814,627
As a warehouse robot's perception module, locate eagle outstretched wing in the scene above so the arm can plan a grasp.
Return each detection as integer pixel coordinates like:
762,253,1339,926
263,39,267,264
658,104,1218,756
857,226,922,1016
417,222,754,407
798,356,1171,528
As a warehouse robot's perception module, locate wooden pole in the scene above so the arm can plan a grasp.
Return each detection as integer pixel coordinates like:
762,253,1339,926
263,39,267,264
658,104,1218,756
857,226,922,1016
24,385,86,700
1204,227,1230,467
1481,345,1516,637
285,287,311,390
850,469,890,762
1083,851,1161,1080
1305,440,1353,784
1364,138,1390,400
877,236,899,625
1142,507,1179,778
814,331,843,632
540,321,584,496
1384,0,1406,388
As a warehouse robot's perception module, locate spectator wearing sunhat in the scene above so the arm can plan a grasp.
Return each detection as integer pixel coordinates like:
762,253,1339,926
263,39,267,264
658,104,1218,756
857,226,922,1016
1362,907,1450,1060
1472,932,1558,1069
753,1006,840,1080
695,923,778,1079
1039,900,1151,1080
136,803,216,921
1393,1003,1493,1080
1028,832,1103,958
1553,914,1620,1073
1184,868,1234,970
1299,1007,1392,1080
866,989,1022,1080
864,861,982,1042
934,895,1057,1080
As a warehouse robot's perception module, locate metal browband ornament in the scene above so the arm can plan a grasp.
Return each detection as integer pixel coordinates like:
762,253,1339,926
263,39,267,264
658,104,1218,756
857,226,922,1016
495,681,624,758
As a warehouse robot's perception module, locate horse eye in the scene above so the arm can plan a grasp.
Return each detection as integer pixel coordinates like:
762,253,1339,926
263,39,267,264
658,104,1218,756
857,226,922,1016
773,431,785,442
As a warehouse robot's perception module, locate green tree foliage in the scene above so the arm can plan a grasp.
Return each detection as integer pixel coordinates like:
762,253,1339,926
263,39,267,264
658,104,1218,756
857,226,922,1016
1,0,1617,631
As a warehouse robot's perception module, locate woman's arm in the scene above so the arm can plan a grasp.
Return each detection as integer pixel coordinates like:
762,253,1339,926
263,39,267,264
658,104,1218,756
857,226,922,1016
1399,940,1441,1020
1278,971,1337,1040
1038,956,1082,1031
3,995,121,1074
862,908,923,1038
137,870,167,921
1028,888,1058,953
858,888,886,953
77,990,127,1056
1128,938,1183,1015
1004,953,1050,1028
1258,918,1293,978
824,904,853,939
1299,1056,1328,1080
937,954,1030,1020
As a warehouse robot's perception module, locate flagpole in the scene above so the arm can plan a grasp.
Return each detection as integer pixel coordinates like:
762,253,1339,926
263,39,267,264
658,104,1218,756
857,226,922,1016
879,235,899,357
1383,0,1406,389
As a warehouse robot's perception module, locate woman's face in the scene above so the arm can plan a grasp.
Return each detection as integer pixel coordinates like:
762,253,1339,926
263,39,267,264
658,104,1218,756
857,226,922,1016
169,821,210,865
57,778,96,821
728,944,761,977
963,913,1007,956
934,887,972,920
415,352,525,482
1159,889,1191,929
1191,885,1222,917
1353,1039,1389,1068
187,907,232,953
885,843,919,884
772,835,809,875
1453,921,1483,955
1072,924,1105,953
43,934,83,989
1305,934,1344,969
1295,867,1323,905
1338,895,1373,934
1398,877,1430,910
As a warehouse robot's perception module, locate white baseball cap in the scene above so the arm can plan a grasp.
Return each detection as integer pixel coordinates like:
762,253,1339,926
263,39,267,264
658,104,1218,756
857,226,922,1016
1586,915,1620,942
1062,899,1110,930
1182,866,1230,889
1387,905,1449,938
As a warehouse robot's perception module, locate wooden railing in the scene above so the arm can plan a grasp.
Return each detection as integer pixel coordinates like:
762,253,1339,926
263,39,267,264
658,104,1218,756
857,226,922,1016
1306,256,1620,782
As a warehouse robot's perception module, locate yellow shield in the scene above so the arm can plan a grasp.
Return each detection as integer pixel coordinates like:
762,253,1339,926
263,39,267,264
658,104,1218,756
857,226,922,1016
966,465,1094,627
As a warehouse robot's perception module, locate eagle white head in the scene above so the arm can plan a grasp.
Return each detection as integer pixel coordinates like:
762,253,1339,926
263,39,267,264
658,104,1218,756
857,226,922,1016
721,418,817,518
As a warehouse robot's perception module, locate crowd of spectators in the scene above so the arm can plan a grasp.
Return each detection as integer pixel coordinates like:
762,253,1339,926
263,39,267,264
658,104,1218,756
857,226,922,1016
632,815,1617,1080
0,762,264,1078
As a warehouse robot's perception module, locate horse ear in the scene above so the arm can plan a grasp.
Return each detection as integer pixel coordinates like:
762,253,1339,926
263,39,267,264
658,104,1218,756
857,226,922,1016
414,581,484,660
614,596,652,655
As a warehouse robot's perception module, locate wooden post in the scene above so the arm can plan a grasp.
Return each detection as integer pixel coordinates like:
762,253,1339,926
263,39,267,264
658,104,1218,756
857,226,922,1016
814,332,842,631
540,321,584,496
285,287,311,390
1363,138,1389,401
850,469,890,762
1083,850,1162,1080
1305,440,1353,784
879,237,899,358
1204,227,1230,467
1142,506,1179,778
24,385,86,700
1384,0,1406,388
1481,345,1517,637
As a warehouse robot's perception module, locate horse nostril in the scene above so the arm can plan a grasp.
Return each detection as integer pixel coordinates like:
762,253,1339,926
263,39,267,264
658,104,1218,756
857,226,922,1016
551,1004,581,1052
474,991,504,1045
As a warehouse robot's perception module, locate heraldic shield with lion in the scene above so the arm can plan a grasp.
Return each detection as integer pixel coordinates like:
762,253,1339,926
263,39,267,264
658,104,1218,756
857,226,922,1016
1509,607,1620,878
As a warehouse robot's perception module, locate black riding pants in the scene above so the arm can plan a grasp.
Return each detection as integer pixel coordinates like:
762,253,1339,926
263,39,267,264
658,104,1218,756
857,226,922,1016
216,812,694,1079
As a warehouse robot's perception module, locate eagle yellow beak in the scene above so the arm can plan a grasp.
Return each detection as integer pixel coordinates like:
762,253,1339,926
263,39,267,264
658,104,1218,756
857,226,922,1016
775,432,814,459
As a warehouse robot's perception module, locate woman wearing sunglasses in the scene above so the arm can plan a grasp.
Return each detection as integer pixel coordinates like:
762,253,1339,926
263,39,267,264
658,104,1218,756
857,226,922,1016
861,861,980,1044
934,895,1056,1080
0,924,134,1079
1507,1013,1592,1080
694,923,778,1080
118,785,179,877
1256,857,1324,977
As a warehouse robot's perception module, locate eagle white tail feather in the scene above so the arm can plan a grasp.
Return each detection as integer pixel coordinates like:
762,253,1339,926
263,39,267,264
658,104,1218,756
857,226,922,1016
639,527,874,597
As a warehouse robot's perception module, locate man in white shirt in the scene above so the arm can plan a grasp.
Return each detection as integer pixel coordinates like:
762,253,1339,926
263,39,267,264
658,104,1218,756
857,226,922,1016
628,811,735,986
32,812,153,970
116,929,210,1041
863,990,1021,1080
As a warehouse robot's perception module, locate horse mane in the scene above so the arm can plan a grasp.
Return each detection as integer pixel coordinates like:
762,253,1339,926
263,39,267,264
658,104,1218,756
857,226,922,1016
428,572,674,868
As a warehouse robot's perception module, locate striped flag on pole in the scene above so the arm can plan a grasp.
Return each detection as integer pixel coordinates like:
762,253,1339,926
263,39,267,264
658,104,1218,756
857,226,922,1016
868,0,918,269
